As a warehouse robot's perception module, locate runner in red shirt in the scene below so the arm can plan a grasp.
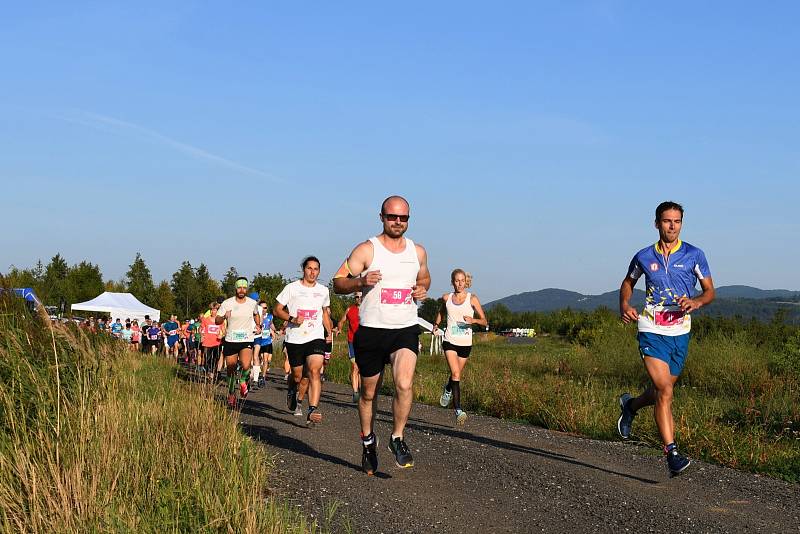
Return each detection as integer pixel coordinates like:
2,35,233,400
337,292,362,403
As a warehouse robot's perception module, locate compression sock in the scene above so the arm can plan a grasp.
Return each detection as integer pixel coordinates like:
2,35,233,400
451,380,461,411
240,368,251,385
252,365,260,383
227,374,236,394
446,377,454,392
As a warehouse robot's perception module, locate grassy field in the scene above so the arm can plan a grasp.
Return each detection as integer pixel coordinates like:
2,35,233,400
0,297,319,533
316,320,800,482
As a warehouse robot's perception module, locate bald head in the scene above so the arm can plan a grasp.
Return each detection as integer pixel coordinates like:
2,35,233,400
381,195,410,215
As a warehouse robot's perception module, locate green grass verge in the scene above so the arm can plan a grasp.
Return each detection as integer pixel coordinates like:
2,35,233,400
0,296,314,532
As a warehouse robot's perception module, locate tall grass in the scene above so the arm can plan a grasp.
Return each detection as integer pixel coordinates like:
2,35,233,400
0,294,312,532
321,310,800,482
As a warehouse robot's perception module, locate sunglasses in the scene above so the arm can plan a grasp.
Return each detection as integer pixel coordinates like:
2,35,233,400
382,213,409,222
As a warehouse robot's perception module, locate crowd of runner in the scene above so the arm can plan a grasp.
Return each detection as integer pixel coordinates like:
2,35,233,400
73,196,713,479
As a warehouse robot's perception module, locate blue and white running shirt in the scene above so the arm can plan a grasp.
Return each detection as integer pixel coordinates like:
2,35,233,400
627,240,711,336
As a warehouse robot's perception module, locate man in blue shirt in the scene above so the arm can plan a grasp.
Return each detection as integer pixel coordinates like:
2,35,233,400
617,201,715,477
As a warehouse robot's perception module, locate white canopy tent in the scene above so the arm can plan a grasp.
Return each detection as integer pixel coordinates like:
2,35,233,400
71,292,160,323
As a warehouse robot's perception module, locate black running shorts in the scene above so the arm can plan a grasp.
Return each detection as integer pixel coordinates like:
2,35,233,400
222,341,254,357
442,341,472,358
284,338,326,368
353,325,419,378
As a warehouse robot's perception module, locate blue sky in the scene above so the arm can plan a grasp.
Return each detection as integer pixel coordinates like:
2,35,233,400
2,2,798,302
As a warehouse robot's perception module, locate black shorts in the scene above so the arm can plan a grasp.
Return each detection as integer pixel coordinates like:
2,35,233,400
353,325,419,378
285,339,326,368
325,341,333,353
443,341,472,358
222,341,254,357
261,343,273,354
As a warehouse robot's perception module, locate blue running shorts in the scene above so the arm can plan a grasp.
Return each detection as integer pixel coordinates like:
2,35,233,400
638,332,690,377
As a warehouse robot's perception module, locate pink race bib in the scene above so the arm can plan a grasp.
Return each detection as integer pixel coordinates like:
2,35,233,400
381,288,412,305
655,309,685,327
297,309,319,321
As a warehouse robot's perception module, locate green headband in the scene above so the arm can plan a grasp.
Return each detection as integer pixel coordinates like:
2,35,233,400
235,279,248,289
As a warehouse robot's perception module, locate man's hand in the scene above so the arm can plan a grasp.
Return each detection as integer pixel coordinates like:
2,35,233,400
621,304,639,324
463,316,473,324
411,284,427,302
363,270,382,286
677,296,702,313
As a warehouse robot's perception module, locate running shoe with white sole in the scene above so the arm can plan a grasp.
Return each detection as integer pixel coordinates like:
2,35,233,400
388,437,414,468
362,437,378,475
439,384,452,408
455,409,467,426
666,449,691,476
226,393,236,408
617,392,635,439
294,400,303,417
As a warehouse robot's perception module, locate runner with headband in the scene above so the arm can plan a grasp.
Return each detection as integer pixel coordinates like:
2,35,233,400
434,269,487,426
274,256,332,426
216,277,261,408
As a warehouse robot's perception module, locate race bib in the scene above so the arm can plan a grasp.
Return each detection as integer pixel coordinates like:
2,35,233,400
229,329,248,342
450,323,471,336
381,288,412,305
168,329,178,336
207,324,220,335
297,309,318,321
655,309,685,327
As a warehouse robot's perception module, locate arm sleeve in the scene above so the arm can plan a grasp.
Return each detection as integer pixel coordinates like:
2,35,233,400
627,255,643,280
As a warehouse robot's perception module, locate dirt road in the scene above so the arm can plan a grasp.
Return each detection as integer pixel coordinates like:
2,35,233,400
236,371,799,533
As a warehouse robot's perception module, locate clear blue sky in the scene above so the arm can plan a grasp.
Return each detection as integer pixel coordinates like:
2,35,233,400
2,2,798,302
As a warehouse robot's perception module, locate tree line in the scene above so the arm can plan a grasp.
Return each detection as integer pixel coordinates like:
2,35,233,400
2,253,351,321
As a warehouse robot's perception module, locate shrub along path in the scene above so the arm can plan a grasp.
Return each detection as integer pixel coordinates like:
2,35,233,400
236,370,799,533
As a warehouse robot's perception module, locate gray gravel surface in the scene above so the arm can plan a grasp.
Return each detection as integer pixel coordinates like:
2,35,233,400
234,370,800,533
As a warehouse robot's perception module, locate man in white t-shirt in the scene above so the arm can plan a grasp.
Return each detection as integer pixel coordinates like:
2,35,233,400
216,277,262,408
274,256,333,426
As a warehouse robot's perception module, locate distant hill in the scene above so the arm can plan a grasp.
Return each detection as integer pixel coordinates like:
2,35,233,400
485,285,800,323
714,285,800,300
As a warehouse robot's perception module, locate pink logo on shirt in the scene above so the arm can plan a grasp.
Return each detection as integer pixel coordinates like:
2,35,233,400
298,309,318,320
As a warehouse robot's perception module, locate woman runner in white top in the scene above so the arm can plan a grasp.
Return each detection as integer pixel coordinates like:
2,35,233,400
433,269,487,425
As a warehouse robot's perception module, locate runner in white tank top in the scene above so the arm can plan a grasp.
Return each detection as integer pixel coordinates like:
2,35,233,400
433,269,488,426
333,195,431,475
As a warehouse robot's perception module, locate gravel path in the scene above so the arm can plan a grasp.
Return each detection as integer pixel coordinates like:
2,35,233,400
235,370,799,533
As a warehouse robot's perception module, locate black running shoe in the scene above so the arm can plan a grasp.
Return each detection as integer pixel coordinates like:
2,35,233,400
666,449,691,476
287,386,297,412
388,436,414,468
362,438,378,475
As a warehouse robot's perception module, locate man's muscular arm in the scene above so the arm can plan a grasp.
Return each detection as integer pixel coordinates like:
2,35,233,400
333,241,379,294
411,244,431,301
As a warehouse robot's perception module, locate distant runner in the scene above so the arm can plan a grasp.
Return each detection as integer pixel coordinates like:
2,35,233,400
337,292,362,403
146,321,162,354
434,269,487,426
162,315,181,360
617,201,715,477
216,278,261,408
201,304,222,380
256,301,275,386
333,195,430,475
274,256,332,426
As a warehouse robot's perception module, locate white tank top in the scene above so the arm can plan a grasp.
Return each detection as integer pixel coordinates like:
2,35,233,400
444,292,474,346
359,236,420,329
